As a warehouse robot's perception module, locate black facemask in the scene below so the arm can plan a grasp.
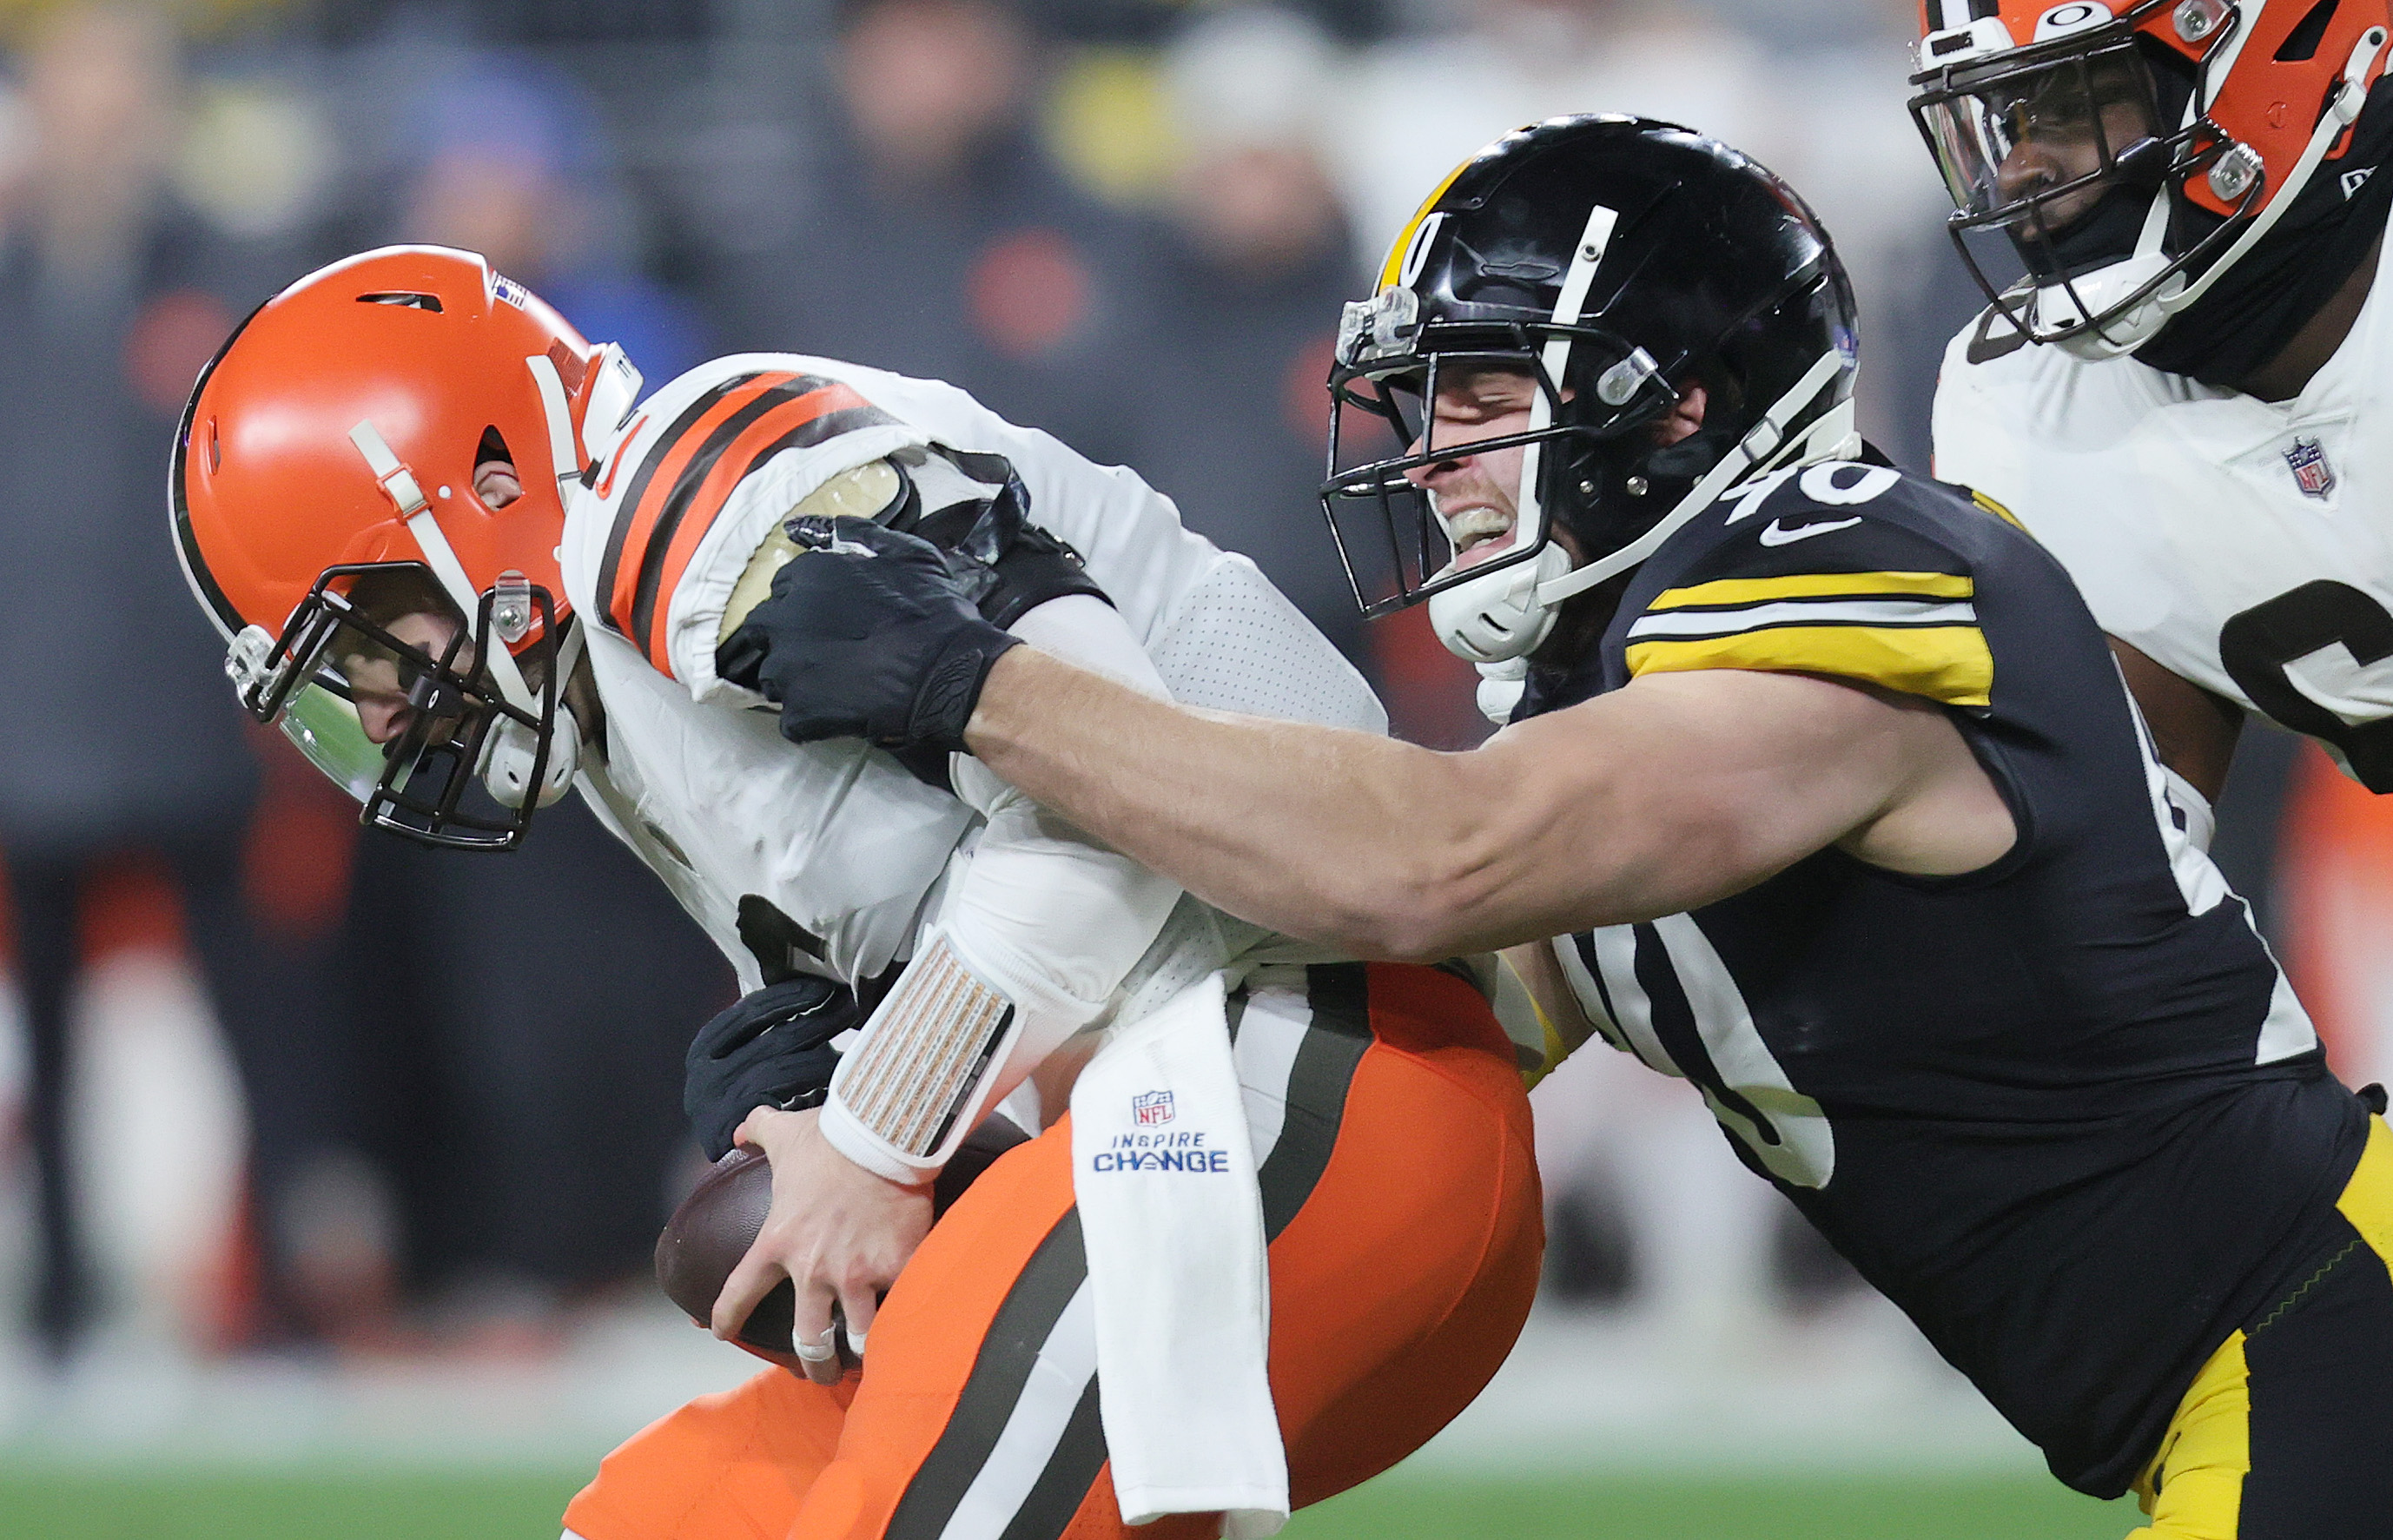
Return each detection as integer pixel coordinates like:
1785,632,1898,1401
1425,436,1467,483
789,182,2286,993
2134,78,2393,387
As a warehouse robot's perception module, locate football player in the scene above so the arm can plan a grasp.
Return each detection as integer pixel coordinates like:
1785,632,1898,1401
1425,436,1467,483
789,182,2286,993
1913,0,2393,807
169,248,1544,1540
724,118,2393,1538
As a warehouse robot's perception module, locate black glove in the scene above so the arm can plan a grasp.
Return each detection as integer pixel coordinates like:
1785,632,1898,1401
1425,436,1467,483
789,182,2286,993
717,517,1021,754
684,975,863,1160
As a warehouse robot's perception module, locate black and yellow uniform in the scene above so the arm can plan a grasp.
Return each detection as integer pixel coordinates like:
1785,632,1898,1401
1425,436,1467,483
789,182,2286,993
1517,459,2391,1528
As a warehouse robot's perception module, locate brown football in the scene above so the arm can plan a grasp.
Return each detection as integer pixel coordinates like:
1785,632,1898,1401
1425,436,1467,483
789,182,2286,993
656,1118,1031,1366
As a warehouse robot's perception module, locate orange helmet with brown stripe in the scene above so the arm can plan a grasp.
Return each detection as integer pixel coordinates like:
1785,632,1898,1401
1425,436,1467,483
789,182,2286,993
173,245,644,849
1909,0,2392,357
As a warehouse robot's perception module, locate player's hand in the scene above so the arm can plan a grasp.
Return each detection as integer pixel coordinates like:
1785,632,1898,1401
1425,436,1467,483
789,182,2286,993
684,975,863,1161
716,517,1020,754
711,1104,933,1384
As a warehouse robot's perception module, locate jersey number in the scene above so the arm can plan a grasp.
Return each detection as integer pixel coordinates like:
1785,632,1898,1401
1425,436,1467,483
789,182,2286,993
2220,580,2393,791
1556,919,1835,1188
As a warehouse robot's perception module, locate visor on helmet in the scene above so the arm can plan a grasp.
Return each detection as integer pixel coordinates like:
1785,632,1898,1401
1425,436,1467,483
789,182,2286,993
1908,23,2258,350
1319,301,1675,618
228,564,562,850
1918,44,2171,242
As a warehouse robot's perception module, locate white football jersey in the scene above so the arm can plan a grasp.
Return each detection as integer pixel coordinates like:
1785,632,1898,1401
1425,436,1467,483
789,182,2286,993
555,354,1386,1015
1932,238,2393,789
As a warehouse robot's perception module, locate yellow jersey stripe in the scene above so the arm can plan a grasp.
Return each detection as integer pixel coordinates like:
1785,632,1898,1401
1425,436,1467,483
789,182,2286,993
1650,571,1975,611
1625,624,1995,707
1972,490,2026,531
2336,1115,2393,1266
1375,156,1475,291
2127,1329,2250,1535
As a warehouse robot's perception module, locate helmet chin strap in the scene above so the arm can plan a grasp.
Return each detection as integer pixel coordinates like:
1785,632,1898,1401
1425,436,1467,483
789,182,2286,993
480,616,582,809
1425,347,1854,666
1427,200,1620,665
2039,192,2181,360
402,503,583,806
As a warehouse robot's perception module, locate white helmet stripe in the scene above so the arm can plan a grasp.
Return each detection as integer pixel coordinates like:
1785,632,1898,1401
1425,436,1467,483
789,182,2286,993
525,351,582,494
348,419,428,517
1508,202,1620,573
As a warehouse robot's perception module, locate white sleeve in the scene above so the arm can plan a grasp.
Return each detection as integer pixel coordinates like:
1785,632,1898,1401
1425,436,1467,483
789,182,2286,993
817,594,1183,1181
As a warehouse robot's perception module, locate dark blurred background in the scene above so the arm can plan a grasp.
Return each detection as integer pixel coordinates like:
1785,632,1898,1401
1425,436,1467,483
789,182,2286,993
0,0,2359,1403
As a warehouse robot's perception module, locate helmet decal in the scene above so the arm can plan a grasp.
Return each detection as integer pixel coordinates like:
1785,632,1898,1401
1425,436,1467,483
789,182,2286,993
1376,155,1474,291
1397,212,1449,290
2036,3,2114,41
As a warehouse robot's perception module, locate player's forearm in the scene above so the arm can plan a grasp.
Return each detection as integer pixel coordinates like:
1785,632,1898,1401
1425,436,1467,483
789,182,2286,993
964,647,1508,959
968,656,1953,960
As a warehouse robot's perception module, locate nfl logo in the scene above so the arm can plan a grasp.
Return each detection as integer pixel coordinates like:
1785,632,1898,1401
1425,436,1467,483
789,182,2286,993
1133,1091,1174,1127
2285,438,2337,500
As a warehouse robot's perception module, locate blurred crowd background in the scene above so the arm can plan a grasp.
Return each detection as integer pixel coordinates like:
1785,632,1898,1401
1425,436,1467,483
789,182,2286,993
0,0,2389,1470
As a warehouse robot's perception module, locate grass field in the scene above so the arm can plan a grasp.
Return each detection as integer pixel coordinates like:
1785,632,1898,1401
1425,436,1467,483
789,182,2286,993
0,1468,2144,1540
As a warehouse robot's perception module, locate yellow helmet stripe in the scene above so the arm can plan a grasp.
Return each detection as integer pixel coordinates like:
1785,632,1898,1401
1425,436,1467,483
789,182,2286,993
1376,155,1476,292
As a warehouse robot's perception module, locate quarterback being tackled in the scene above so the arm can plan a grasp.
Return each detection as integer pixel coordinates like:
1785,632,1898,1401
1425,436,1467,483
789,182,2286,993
168,248,1543,1540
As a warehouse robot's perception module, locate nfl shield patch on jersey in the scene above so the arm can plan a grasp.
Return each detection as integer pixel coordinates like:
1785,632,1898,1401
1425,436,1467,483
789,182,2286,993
2285,438,2337,500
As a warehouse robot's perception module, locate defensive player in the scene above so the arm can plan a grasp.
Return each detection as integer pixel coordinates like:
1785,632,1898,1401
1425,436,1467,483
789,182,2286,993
726,118,2393,1537
169,248,1543,1540
1913,0,2393,805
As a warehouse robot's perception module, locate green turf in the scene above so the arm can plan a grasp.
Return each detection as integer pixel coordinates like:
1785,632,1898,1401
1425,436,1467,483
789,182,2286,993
1292,1471,2145,1540
0,1469,2145,1540
0,1469,587,1540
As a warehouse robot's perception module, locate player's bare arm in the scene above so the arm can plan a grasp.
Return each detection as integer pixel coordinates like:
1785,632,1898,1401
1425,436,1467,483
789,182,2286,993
959,646,2013,960
2108,636,2242,803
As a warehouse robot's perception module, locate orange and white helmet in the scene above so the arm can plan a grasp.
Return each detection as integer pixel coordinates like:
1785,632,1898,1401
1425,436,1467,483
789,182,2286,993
172,246,643,848
1909,0,2391,357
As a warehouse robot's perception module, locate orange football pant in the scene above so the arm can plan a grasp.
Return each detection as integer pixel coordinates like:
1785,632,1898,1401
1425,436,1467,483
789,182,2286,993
565,962,1543,1540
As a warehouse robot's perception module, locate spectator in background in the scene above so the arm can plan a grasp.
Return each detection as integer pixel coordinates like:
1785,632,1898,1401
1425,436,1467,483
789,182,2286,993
330,50,731,1342
1322,0,1792,276
1122,9,1369,665
395,56,706,383
685,0,1152,465
0,1,345,1358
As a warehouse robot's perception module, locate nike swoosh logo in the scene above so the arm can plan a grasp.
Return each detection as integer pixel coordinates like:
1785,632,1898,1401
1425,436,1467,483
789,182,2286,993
1757,516,1861,546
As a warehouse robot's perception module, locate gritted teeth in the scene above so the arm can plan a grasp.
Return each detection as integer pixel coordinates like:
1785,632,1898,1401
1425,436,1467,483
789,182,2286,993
1445,506,1515,550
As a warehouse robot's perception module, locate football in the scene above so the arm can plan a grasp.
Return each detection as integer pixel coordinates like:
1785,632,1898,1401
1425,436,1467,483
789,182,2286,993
656,1118,1030,1366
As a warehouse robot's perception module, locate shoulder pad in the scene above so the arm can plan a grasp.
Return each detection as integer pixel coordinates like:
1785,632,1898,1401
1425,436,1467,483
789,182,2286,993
586,361,929,693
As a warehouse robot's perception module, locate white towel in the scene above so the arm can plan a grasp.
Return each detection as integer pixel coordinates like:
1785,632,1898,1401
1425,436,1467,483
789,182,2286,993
1069,969,1287,1538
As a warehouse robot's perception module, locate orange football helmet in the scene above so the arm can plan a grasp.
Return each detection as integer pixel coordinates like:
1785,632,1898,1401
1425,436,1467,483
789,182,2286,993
1910,0,2391,356
172,245,644,848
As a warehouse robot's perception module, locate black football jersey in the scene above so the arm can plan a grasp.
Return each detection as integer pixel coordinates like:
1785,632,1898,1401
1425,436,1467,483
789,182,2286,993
1519,459,2370,1497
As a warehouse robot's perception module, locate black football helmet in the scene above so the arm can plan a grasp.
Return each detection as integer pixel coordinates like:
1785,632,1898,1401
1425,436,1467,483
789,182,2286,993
1321,116,1861,663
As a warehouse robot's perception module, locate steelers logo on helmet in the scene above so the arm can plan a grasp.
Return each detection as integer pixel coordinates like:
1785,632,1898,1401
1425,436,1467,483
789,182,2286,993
1319,116,1861,666
1909,0,2393,359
